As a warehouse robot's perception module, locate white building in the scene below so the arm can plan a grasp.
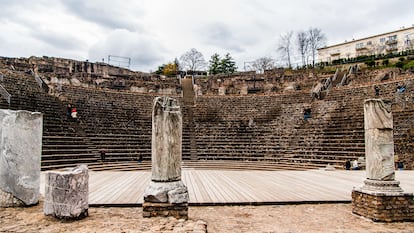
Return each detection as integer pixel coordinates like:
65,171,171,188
318,26,414,63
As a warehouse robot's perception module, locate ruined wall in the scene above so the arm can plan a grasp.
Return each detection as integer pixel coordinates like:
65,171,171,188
0,56,181,95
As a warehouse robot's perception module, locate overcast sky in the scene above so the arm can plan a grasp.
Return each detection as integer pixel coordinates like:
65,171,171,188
1,0,413,72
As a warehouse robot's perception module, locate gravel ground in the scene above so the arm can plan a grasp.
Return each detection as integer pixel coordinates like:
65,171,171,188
1,202,413,233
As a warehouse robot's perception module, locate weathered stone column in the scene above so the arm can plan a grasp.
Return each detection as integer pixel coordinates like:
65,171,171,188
143,97,189,219
0,109,42,207
352,99,414,222
151,97,182,182
364,99,395,182
44,165,89,220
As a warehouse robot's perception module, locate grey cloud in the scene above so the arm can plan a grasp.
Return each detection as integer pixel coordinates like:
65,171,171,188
59,0,144,31
30,30,83,51
88,29,166,72
202,23,245,53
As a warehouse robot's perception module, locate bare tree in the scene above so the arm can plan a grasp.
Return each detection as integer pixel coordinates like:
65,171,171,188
252,57,275,73
277,31,294,68
308,27,327,67
179,48,206,74
297,31,309,68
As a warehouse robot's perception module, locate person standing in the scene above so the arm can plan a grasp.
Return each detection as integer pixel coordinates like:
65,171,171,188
66,104,72,119
374,86,380,96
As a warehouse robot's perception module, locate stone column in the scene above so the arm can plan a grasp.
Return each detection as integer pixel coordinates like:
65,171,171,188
44,165,89,220
364,99,395,181
151,97,182,182
143,97,189,219
0,109,42,207
352,99,414,222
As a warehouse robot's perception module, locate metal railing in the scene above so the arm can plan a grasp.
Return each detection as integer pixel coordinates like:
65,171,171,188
33,73,50,93
0,84,11,105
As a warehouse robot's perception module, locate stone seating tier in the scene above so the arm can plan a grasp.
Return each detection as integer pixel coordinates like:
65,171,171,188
0,66,413,170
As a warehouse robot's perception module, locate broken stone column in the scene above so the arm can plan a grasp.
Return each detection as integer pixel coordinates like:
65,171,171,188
364,99,395,181
352,99,414,222
0,109,42,207
143,97,189,219
44,165,89,220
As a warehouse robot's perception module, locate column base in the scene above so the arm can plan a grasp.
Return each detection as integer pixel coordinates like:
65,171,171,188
143,202,188,219
360,179,404,194
352,180,414,222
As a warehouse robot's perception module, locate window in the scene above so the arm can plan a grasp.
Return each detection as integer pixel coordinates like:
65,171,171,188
356,42,365,49
380,38,386,43
388,35,397,41
367,41,372,45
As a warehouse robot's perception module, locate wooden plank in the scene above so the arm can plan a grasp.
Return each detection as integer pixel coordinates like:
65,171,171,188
39,170,414,205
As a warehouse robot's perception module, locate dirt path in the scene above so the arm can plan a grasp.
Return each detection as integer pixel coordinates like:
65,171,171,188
1,202,413,232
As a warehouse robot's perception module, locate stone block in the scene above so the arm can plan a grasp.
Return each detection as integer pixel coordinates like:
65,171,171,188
0,109,42,207
218,86,226,95
44,165,89,220
144,180,189,204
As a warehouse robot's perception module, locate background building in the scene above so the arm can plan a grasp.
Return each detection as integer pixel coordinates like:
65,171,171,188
318,26,414,64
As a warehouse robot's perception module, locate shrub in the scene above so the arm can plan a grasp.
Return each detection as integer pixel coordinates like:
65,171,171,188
365,60,375,67
403,60,414,69
395,61,404,68
382,59,389,66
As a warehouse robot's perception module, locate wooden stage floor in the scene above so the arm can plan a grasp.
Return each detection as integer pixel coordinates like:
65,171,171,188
40,170,414,206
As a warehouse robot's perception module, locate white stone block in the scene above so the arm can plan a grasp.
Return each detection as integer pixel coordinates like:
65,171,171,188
44,165,89,219
0,109,42,207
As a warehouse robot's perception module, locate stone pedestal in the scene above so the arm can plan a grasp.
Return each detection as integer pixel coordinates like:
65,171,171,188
144,97,189,219
352,187,414,222
44,165,89,220
352,99,414,222
0,109,42,207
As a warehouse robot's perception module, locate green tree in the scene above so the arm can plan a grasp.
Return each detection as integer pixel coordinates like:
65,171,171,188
208,53,238,75
208,53,222,75
155,64,166,75
221,53,237,74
